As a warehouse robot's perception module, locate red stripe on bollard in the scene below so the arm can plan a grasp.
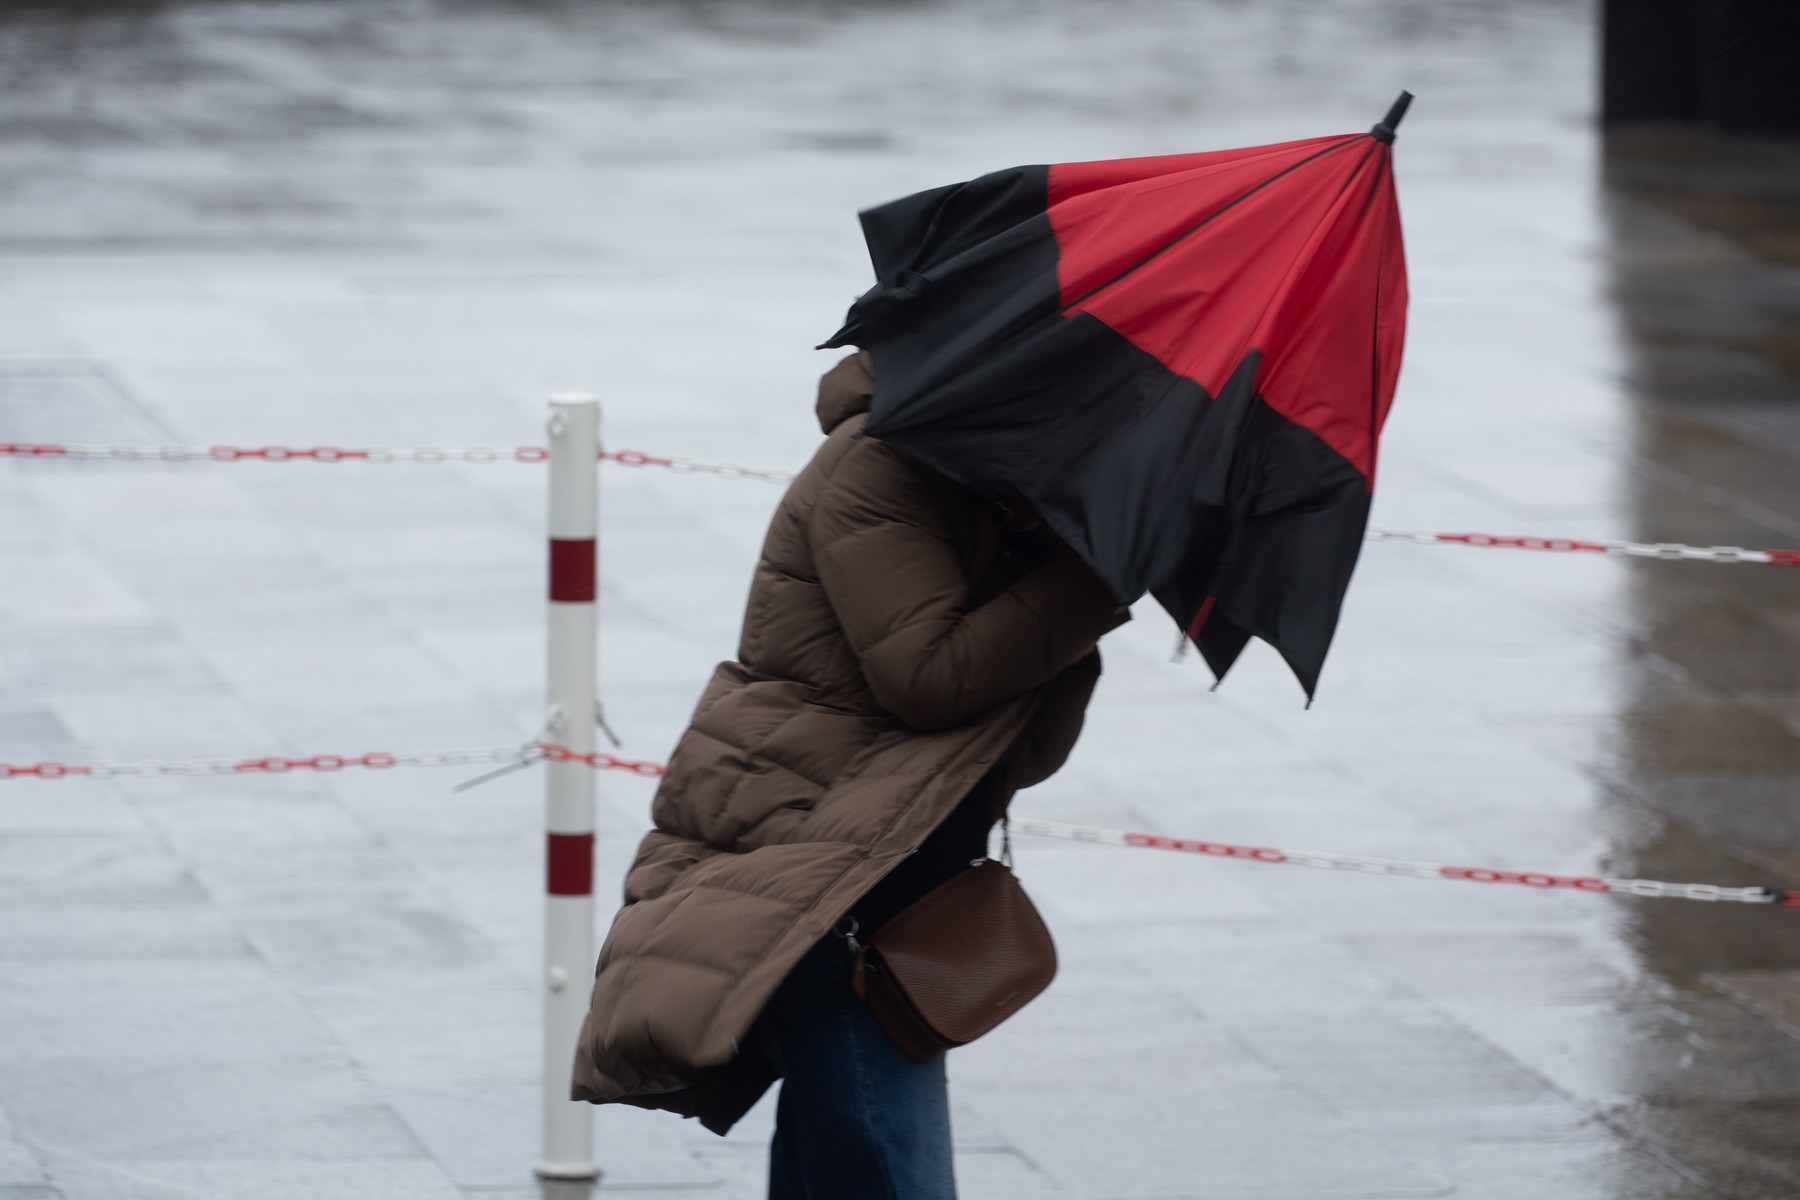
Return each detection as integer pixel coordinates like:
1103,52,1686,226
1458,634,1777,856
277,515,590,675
547,832,595,896
548,538,596,602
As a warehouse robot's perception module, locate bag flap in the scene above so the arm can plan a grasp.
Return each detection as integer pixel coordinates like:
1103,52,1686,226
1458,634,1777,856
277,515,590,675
870,860,1057,1044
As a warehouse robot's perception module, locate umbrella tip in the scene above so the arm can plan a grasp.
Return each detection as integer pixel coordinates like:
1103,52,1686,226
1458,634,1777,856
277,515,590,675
1370,90,1414,144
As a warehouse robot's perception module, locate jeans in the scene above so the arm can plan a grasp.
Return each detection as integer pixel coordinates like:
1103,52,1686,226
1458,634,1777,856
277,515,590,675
752,934,956,1200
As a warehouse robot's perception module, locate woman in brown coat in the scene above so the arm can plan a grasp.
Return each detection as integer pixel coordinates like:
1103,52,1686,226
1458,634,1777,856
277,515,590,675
572,351,1127,1198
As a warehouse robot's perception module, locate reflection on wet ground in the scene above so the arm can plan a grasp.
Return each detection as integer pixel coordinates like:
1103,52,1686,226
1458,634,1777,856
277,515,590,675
0,1,1796,1197
1599,127,1800,1195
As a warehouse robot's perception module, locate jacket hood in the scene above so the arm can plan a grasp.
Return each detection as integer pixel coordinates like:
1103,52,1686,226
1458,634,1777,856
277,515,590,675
816,351,874,434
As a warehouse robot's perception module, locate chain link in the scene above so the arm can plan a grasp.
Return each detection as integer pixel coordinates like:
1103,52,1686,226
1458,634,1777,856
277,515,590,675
539,743,666,777
606,449,796,484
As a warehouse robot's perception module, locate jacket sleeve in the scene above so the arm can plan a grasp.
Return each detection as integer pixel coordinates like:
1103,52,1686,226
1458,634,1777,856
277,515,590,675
994,648,1103,793
809,441,1125,732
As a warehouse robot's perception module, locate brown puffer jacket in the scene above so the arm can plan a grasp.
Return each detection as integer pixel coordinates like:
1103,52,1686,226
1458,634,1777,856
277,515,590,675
571,352,1126,1132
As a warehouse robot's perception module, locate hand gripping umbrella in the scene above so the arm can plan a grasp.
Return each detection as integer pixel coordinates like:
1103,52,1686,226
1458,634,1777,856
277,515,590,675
821,93,1412,700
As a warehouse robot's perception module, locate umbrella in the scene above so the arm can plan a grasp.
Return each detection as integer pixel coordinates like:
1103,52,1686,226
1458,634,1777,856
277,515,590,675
820,94,1412,700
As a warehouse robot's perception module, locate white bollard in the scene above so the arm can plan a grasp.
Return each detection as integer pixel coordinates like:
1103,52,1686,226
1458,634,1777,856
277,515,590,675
537,393,600,1182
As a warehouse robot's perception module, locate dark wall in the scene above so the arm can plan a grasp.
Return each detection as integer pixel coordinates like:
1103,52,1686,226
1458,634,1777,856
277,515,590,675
1603,0,1800,132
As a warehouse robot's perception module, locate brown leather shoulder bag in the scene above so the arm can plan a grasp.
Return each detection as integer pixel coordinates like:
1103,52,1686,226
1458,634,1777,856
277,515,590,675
849,856,1057,1062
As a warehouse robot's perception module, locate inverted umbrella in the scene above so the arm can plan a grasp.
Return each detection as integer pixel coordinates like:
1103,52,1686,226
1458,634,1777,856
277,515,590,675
820,94,1412,700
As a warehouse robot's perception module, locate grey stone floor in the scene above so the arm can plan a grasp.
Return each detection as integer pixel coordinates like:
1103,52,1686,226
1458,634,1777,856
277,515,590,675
1,1,1798,1197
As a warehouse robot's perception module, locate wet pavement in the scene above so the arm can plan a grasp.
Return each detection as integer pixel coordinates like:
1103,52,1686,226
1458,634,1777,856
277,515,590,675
1,1,1797,1197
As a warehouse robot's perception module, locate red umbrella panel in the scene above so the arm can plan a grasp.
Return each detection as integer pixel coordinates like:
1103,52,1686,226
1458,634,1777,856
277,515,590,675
822,96,1411,699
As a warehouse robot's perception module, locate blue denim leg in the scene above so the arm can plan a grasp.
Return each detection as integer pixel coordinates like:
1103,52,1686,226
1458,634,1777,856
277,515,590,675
754,935,955,1200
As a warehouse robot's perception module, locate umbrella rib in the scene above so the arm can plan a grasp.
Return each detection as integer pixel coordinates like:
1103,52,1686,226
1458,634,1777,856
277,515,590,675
1058,135,1369,315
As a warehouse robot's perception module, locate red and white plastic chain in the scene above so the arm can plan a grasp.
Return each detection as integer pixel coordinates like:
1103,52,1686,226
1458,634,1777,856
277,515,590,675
1007,818,1800,907
0,742,662,780
0,441,791,481
1,744,1792,908
5,441,1793,564
0,441,551,464
1364,527,1800,567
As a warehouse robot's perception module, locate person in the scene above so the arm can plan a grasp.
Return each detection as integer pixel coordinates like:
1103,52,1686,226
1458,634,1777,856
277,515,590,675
571,350,1128,1199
